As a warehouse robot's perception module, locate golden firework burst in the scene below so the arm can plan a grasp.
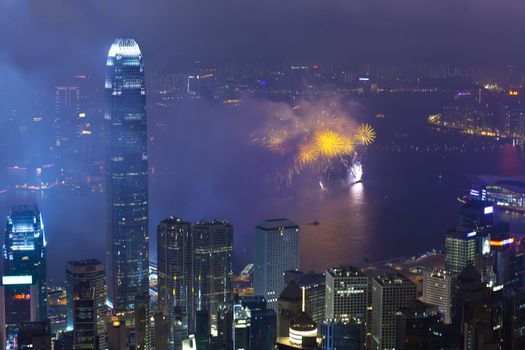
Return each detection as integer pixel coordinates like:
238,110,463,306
355,123,376,145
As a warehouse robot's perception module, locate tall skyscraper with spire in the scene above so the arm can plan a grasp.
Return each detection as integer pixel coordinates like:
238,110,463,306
105,38,149,313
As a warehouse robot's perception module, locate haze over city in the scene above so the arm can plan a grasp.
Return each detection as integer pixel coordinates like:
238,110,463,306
1,1,525,349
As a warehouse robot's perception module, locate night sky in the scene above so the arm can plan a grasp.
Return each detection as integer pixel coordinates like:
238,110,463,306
1,0,525,85
2,0,525,278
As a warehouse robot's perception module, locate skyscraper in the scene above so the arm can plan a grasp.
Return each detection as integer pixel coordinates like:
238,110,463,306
157,217,193,349
325,266,368,324
371,273,416,350
54,86,80,150
65,259,106,348
105,38,149,312
2,205,47,348
320,320,362,350
254,219,299,310
72,282,97,349
157,217,233,349
233,296,276,350
192,220,233,334
422,269,453,324
17,320,52,350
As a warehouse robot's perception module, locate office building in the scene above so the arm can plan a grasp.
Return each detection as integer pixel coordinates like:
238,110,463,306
320,320,361,350
152,312,168,350
192,220,233,334
54,330,74,350
451,265,495,348
54,86,80,150
2,206,47,349
371,273,417,350
157,217,233,349
394,301,453,350
490,235,525,290
66,259,106,348
243,297,276,350
254,219,299,310
73,283,97,349
422,269,454,324
106,316,129,350
277,280,303,337
105,38,149,312
284,271,325,327
445,229,490,274
17,320,52,350
157,217,192,349
325,266,368,325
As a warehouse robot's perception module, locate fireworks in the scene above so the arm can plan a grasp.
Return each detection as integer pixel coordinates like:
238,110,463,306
252,100,376,185
355,123,376,145
298,130,355,166
348,160,363,184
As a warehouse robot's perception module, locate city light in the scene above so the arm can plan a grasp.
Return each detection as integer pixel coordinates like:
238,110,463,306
2,275,33,285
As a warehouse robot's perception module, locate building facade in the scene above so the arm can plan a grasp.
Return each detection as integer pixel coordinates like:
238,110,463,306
325,266,368,324
423,269,453,324
253,219,299,310
2,205,47,349
66,259,107,349
105,38,150,312
157,217,233,349
371,273,417,350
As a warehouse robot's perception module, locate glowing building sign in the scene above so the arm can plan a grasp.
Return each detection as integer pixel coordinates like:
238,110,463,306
13,293,30,300
490,238,515,247
484,206,494,214
2,275,33,285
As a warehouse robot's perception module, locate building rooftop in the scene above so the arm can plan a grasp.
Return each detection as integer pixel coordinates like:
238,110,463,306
256,218,298,231
373,273,414,287
327,265,366,278
108,38,141,58
159,216,191,226
66,259,102,267
473,175,525,194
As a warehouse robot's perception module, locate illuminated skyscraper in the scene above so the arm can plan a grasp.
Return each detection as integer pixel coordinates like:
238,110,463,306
105,38,149,312
2,205,47,348
157,217,233,349
157,217,193,350
192,219,233,334
325,266,368,323
254,219,299,310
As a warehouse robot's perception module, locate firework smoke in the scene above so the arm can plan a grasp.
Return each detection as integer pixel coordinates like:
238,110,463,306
252,99,375,185
348,160,364,184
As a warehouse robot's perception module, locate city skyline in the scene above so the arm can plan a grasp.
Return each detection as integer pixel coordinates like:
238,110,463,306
1,2,525,348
